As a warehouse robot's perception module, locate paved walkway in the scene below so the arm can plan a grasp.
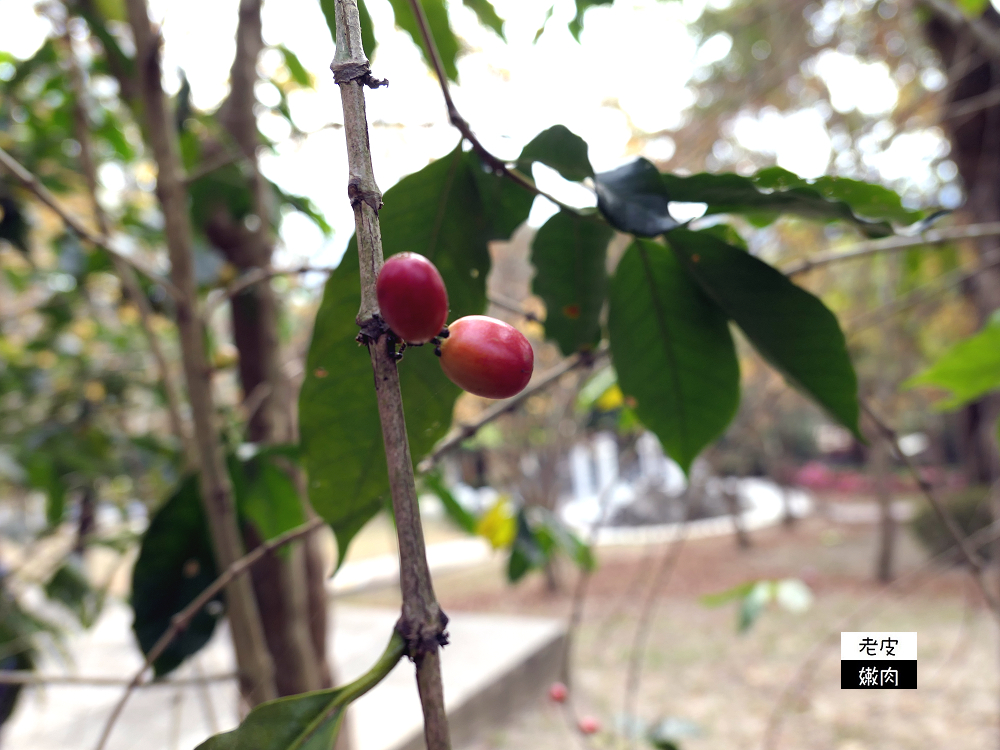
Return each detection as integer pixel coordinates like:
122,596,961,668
5,603,564,750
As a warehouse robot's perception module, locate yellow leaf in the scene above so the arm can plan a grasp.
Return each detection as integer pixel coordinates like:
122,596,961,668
596,384,624,411
84,381,106,402
475,498,516,550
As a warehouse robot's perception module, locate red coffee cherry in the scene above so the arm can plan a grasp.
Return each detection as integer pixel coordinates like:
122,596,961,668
549,682,568,703
376,252,449,344
578,716,601,735
438,316,534,399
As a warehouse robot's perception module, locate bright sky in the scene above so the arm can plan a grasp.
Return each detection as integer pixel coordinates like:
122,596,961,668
0,0,987,267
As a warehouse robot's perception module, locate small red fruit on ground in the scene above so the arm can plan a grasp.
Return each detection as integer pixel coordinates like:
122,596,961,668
578,716,601,734
438,315,534,399
376,252,449,344
548,682,568,703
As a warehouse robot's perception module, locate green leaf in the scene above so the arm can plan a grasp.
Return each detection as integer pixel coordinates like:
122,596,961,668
131,475,222,677
738,581,773,632
699,580,758,608
44,558,103,628
954,0,990,17
533,4,555,43
531,210,613,355
463,0,505,38
387,0,460,82
24,453,66,527
569,0,614,40
660,165,918,238
320,0,377,61
272,183,333,236
507,509,546,583
421,471,476,534
229,453,305,550
905,319,1000,410
532,509,595,571
300,147,530,565
196,631,405,750
665,229,861,438
276,45,313,88
608,240,740,473
517,125,594,182
595,159,680,238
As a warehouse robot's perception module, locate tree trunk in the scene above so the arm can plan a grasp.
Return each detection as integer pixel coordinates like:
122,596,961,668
207,0,334,699
925,8,1000,486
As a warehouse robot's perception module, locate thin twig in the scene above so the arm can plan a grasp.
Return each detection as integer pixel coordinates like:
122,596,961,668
91,516,323,750
332,1,450,747
417,343,609,473
0,671,237,686
61,30,195,466
623,503,691,750
488,293,541,323
203,263,336,319
783,222,1000,277
403,0,578,214
861,400,1000,615
0,146,182,301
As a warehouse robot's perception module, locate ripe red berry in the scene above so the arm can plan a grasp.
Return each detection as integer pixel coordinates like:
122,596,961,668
549,682,568,703
578,716,601,735
376,252,449,344
438,316,534,399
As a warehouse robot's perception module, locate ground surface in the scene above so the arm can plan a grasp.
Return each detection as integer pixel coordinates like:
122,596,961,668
342,506,997,750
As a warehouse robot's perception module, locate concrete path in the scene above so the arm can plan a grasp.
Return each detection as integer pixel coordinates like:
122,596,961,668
4,602,564,750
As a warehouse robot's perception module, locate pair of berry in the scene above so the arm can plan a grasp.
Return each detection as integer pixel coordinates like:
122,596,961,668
376,253,534,399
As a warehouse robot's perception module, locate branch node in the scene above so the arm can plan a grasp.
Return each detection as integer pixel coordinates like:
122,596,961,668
356,313,390,346
331,59,389,89
348,177,383,212
395,610,450,661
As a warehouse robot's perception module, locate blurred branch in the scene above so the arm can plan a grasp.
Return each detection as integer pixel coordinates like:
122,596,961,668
783,222,1000,276
916,0,1000,66
93,516,324,750
404,0,576,214
861,400,1000,615
203,263,336,319
0,671,236,686
0,146,182,301
847,256,1000,335
488,293,541,323
417,342,609,473
62,30,195,467
623,508,689,750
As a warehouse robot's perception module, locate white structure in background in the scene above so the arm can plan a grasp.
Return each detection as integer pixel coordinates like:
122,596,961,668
560,431,687,530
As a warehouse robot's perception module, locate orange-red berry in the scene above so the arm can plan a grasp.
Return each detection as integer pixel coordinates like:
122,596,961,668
438,316,533,399
549,682,568,703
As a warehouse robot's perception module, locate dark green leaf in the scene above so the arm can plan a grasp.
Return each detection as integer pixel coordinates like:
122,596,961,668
608,240,739,472
276,45,313,88
301,147,526,565
905,318,1000,410
188,162,254,228
666,229,860,438
195,631,405,750
0,196,29,254
131,475,221,677
507,509,545,583
569,0,614,40
531,509,595,571
463,0,505,38
387,0,460,82
25,453,66,527
532,210,613,355
595,159,680,238
322,0,378,61
518,125,593,183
